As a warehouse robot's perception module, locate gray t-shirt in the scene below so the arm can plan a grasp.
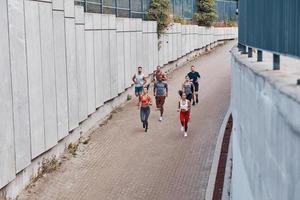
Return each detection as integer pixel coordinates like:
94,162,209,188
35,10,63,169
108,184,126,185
155,81,167,96
183,82,192,95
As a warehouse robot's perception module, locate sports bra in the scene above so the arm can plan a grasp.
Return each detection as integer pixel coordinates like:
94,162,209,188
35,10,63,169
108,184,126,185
140,94,151,107
180,100,189,111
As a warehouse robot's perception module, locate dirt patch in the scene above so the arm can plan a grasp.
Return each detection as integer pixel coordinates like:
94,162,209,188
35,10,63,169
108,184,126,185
213,115,233,200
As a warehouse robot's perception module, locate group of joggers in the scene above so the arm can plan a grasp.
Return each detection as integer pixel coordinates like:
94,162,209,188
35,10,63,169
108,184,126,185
132,65,200,137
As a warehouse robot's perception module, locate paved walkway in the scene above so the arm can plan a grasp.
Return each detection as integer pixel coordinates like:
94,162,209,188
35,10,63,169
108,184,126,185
18,41,235,200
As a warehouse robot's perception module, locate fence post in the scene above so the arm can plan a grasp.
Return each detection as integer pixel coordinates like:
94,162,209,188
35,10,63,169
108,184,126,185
115,0,118,17
257,50,263,62
248,47,252,58
129,0,132,17
273,54,280,70
238,43,247,54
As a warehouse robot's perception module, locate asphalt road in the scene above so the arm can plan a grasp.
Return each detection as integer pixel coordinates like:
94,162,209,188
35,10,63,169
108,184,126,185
18,41,235,200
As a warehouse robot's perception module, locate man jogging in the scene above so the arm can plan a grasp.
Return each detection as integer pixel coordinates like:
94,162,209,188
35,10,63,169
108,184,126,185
132,66,147,97
154,76,168,122
187,65,201,105
152,65,167,82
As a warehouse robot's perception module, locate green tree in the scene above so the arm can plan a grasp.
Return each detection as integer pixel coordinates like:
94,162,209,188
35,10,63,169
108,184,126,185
146,0,171,38
194,0,217,27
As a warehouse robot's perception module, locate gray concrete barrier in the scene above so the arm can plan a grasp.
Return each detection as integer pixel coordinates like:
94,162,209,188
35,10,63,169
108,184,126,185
231,47,300,200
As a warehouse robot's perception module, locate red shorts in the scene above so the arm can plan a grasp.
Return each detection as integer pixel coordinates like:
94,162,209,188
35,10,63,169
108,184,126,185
155,96,166,108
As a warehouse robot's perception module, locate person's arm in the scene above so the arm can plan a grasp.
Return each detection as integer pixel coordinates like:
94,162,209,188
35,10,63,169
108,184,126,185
162,73,167,81
148,96,152,106
143,76,147,86
188,100,192,111
152,73,155,82
138,95,142,109
165,83,168,97
153,83,156,97
197,72,200,78
177,101,180,112
132,74,136,84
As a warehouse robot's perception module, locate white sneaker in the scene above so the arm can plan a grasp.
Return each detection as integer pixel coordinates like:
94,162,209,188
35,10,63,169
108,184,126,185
184,132,188,137
181,127,184,132
159,117,163,122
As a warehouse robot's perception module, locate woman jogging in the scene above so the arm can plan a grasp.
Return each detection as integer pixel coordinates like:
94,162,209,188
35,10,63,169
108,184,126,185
139,86,152,132
177,92,191,137
182,76,194,102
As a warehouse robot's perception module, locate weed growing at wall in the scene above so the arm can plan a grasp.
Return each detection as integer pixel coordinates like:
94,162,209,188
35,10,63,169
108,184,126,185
194,0,217,26
68,143,79,156
173,16,187,25
146,0,171,38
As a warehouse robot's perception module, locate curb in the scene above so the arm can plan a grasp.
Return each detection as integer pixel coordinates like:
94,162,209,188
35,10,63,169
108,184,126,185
205,106,232,200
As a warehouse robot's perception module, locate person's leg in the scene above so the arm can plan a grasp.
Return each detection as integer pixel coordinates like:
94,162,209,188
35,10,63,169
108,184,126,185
136,87,142,106
159,97,165,121
194,83,199,103
135,87,138,97
155,96,160,110
184,117,188,132
187,94,192,102
160,106,164,117
145,107,150,131
140,107,146,128
180,112,185,131
184,112,189,137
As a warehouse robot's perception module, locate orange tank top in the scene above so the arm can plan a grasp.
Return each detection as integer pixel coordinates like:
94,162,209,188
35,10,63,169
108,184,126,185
140,94,151,107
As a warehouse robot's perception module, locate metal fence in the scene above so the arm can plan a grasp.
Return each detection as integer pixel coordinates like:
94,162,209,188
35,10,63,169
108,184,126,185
75,0,196,19
216,0,237,21
239,0,300,69
171,0,196,19
74,0,151,18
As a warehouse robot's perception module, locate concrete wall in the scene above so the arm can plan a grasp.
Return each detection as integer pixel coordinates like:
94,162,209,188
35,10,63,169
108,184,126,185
231,48,300,200
0,0,237,198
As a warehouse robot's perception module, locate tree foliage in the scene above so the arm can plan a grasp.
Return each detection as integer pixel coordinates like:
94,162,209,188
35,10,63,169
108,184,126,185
146,0,171,38
194,0,217,26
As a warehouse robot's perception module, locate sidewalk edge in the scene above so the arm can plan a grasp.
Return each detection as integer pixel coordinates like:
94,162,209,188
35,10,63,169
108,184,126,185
205,106,232,200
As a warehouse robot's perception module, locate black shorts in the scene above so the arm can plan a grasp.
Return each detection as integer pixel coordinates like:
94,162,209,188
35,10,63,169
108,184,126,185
193,82,199,92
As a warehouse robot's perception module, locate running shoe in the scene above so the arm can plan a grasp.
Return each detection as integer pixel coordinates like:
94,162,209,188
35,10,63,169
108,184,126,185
181,126,184,132
143,122,145,129
192,101,196,106
159,116,163,122
184,132,188,137
196,98,199,103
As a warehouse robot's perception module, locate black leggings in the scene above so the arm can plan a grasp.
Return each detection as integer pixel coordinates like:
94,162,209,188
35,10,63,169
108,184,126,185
140,106,150,127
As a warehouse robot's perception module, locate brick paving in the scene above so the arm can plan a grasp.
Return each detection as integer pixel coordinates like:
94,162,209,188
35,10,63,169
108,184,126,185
18,41,234,200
